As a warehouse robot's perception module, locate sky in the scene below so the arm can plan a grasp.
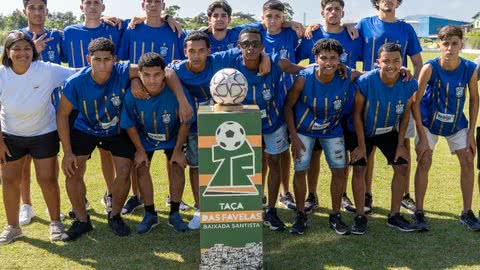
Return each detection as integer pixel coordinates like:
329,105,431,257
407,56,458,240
2,0,479,25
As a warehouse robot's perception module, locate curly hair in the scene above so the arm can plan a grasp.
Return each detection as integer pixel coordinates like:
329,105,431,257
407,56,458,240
370,0,403,10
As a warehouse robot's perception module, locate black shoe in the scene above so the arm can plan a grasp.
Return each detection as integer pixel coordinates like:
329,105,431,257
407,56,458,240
351,215,368,235
290,212,308,235
364,193,373,214
305,193,319,215
413,210,429,232
108,215,131,237
63,216,93,241
329,213,351,235
387,213,416,232
341,193,356,213
263,208,286,231
401,193,416,213
460,210,480,231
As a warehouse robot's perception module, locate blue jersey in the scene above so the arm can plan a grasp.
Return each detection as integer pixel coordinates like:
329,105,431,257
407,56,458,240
420,58,477,136
357,16,422,71
208,28,241,54
120,86,195,151
229,54,284,134
118,22,186,64
294,66,352,138
475,57,480,77
357,69,417,137
21,27,63,109
62,22,125,68
296,28,363,69
63,62,131,137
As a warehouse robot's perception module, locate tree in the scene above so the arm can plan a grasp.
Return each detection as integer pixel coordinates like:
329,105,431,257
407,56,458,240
45,11,79,30
185,12,208,29
283,2,294,21
230,12,257,27
165,5,181,17
4,9,27,30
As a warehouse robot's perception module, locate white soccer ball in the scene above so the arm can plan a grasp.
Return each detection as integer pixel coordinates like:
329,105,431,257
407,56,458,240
215,121,247,151
210,68,248,105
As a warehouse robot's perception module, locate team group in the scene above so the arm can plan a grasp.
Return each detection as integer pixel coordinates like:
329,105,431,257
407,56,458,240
1,0,480,245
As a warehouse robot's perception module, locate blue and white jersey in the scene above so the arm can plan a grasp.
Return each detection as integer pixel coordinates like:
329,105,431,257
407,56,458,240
296,28,363,69
121,85,195,151
357,69,417,137
62,22,125,68
420,58,477,136
294,66,352,138
356,16,422,71
208,28,241,54
118,22,186,64
63,62,130,137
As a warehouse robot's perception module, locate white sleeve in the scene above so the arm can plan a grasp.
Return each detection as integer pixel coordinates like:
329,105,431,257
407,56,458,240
46,62,77,88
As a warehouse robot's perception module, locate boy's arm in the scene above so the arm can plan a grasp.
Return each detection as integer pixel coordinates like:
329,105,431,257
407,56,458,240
351,91,367,163
127,127,149,168
467,67,479,154
170,123,191,168
410,53,423,79
164,68,194,123
278,58,304,75
57,95,76,178
395,97,414,162
283,77,306,161
413,64,432,160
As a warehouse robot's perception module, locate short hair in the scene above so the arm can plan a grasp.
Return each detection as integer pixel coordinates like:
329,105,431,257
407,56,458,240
321,0,345,9
312,39,344,57
184,31,211,49
370,0,402,10
88,37,115,56
262,0,285,12
1,31,39,68
23,0,47,7
238,28,263,40
207,1,232,17
138,52,166,71
81,0,103,3
438,25,464,41
378,42,402,56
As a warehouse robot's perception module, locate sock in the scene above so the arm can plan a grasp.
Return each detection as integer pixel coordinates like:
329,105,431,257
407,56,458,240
170,201,180,215
145,204,156,215
111,213,121,220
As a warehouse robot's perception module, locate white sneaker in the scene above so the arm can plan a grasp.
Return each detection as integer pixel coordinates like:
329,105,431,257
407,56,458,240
19,204,35,226
188,210,200,230
49,221,67,241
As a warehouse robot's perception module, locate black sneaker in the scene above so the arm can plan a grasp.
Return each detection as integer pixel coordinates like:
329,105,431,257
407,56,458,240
351,215,368,235
413,210,429,232
290,212,308,235
263,208,286,231
341,193,356,213
305,193,319,215
401,193,416,213
460,210,480,231
63,216,93,241
364,193,373,214
329,213,351,235
387,213,416,232
108,215,131,237
122,196,144,215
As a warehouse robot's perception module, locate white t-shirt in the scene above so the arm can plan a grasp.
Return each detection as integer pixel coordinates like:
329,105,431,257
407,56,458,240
0,61,77,136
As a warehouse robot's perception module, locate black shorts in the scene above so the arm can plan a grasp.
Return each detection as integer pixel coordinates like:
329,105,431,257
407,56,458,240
146,149,174,161
350,131,408,166
71,129,135,160
476,127,480,169
3,131,59,162
69,110,79,130
343,130,357,152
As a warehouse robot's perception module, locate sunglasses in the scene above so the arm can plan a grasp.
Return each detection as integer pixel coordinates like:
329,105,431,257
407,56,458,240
238,40,262,49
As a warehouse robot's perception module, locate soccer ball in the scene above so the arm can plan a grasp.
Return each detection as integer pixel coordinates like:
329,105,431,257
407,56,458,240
210,68,248,105
215,121,247,151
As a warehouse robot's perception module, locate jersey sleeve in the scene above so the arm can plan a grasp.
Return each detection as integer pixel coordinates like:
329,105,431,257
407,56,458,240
211,48,241,68
120,91,137,129
47,62,77,89
62,78,78,109
405,23,422,57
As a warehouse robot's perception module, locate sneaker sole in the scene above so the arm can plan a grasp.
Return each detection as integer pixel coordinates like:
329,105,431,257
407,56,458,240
329,224,351,235
137,222,159,235
459,220,480,231
168,222,188,233
289,229,304,235
0,233,24,245
387,222,416,232
351,229,366,235
263,221,285,231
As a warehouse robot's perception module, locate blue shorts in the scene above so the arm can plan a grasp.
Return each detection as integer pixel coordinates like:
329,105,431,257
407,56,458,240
294,134,346,171
186,132,198,168
263,124,289,155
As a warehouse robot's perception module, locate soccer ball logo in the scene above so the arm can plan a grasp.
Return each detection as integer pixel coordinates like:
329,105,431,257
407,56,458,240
215,121,247,151
210,68,248,105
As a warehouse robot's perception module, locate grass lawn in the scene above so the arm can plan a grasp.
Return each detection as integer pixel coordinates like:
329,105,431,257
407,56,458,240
0,52,480,270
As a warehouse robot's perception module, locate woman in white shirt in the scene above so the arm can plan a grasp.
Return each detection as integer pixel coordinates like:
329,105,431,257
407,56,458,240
0,31,77,244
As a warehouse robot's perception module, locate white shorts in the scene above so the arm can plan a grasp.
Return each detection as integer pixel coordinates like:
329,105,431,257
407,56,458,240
415,127,468,154
405,113,416,139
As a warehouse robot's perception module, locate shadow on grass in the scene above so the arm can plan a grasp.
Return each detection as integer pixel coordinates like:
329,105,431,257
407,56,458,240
266,207,480,269
22,211,200,270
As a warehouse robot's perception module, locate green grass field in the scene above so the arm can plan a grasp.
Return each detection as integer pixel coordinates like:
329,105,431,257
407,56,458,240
1,52,480,270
